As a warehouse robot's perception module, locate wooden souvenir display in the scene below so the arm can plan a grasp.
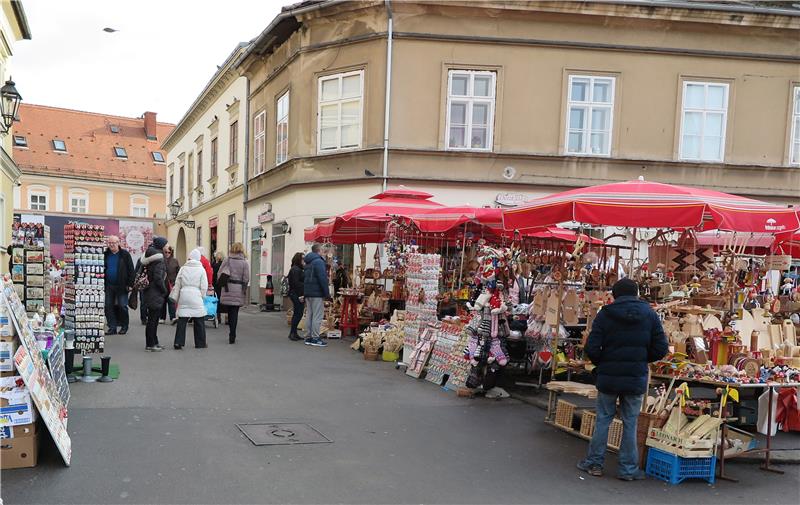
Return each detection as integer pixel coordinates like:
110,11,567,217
751,308,772,349
769,324,784,349
732,309,754,347
681,314,703,337
561,289,579,326
701,314,723,332
545,290,560,326
783,319,797,346
532,289,546,318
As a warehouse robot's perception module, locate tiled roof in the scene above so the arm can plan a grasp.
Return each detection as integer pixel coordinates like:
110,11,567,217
12,103,175,185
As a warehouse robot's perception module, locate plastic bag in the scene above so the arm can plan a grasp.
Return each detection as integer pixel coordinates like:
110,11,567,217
757,387,778,436
204,295,218,318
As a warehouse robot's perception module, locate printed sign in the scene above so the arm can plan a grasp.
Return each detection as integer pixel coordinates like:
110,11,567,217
1,284,71,465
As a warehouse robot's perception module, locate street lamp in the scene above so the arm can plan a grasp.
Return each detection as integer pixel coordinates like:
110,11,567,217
0,79,22,134
168,200,195,229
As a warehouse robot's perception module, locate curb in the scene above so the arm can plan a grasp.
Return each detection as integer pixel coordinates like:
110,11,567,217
510,391,800,465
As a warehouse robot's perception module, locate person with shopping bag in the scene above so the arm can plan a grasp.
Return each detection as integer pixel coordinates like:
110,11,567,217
218,242,249,344
170,248,209,349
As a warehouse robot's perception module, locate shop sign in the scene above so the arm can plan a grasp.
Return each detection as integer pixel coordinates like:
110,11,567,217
258,211,275,224
764,255,792,271
495,192,529,207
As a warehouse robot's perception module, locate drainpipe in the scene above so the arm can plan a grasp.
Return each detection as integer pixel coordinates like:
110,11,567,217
241,75,252,302
381,0,393,192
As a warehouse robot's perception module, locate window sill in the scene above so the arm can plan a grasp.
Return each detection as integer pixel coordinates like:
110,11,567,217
564,152,612,158
225,163,239,174
317,145,362,155
444,147,493,153
206,175,219,185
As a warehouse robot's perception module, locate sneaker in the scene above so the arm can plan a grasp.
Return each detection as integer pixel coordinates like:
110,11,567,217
173,344,183,350
289,333,302,341
151,345,164,352
170,318,178,325
105,329,118,335
159,319,167,324
119,328,128,335
617,471,646,482
577,461,603,477
305,338,328,347
145,346,154,351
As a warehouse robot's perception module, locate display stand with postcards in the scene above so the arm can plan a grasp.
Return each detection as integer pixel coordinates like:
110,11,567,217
10,222,50,316
63,222,106,354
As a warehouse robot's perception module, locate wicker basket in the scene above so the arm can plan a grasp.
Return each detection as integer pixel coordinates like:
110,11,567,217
555,400,577,429
364,348,380,361
608,418,624,450
580,411,596,438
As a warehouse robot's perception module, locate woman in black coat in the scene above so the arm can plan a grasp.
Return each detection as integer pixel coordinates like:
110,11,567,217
287,252,305,341
140,237,169,352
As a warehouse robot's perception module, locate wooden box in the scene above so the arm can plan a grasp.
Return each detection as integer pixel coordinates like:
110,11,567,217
554,400,576,429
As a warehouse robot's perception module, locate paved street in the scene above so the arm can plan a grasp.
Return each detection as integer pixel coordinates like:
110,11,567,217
2,309,799,504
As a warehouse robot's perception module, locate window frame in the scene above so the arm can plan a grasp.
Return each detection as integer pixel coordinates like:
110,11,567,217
276,91,289,165
52,139,67,152
196,150,203,187
210,137,218,178
152,151,165,163
229,121,238,166
130,194,149,217
69,189,89,214
317,69,364,153
445,69,497,152
678,80,730,163
253,110,266,176
114,146,128,158
13,135,27,147
790,85,800,166
110,125,120,133
196,226,203,247
227,213,236,248
563,75,616,157
179,164,185,199
28,186,49,211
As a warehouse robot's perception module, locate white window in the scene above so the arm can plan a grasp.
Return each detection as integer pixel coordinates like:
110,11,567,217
318,70,363,152
791,86,800,166
69,189,88,213
29,187,48,211
679,81,729,162
446,70,496,151
254,111,266,175
565,75,615,156
276,91,289,164
130,195,149,217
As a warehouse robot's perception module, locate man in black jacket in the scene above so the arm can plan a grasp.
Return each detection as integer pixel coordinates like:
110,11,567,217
578,278,668,481
104,236,135,335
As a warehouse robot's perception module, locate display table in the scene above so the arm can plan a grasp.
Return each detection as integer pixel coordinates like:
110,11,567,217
339,294,360,337
651,373,800,481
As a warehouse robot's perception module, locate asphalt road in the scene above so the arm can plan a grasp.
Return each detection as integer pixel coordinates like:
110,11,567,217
2,309,799,504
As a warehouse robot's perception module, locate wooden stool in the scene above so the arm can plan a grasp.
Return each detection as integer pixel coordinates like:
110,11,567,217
340,294,359,337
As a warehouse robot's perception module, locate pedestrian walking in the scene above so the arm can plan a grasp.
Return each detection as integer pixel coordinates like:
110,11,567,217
170,249,208,349
287,252,305,341
138,236,169,352
218,242,249,344
577,278,668,481
135,257,147,325
103,235,135,335
197,246,214,289
303,243,329,347
163,245,180,324
211,250,225,324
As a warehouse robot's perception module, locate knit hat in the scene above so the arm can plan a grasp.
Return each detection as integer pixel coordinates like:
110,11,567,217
612,278,639,299
152,236,168,250
189,248,201,262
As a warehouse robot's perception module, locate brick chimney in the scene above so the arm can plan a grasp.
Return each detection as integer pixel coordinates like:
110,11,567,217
143,111,157,141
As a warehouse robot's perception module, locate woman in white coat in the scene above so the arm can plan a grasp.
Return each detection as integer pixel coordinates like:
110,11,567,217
170,249,209,349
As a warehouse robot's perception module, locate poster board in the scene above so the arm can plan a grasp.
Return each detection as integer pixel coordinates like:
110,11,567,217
1,283,71,465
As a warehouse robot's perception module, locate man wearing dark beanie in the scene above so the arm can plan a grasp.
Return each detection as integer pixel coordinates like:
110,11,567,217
578,278,668,481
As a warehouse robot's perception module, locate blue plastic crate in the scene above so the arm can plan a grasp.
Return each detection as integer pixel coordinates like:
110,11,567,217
646,448,716,485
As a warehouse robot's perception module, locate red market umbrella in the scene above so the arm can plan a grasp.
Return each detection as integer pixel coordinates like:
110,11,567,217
409,206,504,234
526,227,605,245
502,179,800,234
304,187,444,244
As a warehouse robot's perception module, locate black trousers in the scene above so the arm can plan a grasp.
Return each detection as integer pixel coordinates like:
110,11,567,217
174,317,206,347
104,287,129,331
289,294,304,335
145,306,161,347
225,305,240,342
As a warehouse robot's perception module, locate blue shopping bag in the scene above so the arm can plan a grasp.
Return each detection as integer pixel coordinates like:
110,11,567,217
204,295,218,317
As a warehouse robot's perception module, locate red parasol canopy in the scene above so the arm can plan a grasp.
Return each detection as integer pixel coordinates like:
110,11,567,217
409,206,503,234
304,187,444,244
502,179,800,234
527,227,605,245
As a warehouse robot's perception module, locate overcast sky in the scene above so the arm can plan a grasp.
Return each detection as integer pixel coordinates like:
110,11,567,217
12,0,287,125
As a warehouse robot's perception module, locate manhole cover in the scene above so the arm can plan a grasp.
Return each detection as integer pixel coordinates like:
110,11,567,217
236,423,332,446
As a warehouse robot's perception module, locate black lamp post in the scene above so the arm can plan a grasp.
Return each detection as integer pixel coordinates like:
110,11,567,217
0,79,22,134
168,200,181,220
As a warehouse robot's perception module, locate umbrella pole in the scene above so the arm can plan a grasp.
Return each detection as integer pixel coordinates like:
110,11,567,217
457,222,467,290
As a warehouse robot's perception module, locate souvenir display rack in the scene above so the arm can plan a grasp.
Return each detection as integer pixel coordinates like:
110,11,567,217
63,223,106,353
10,222,50,316
401,252,440,367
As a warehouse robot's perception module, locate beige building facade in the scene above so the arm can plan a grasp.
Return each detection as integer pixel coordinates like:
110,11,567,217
163,44,249,262
238,0,800,303
0,0,30,272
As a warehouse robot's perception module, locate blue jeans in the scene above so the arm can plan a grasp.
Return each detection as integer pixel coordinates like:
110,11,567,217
583,391,643,477
104,288,130,331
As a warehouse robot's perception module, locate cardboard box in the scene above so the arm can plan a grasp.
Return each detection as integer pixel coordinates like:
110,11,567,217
0,422,37,439
0,433,38,469
0,339,19,372
0,378,36,426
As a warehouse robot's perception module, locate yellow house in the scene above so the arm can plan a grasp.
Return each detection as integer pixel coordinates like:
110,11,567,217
0,0,30,273
163,44,248,263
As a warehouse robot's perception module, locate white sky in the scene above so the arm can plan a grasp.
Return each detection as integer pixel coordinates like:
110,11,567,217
12,0,288,125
